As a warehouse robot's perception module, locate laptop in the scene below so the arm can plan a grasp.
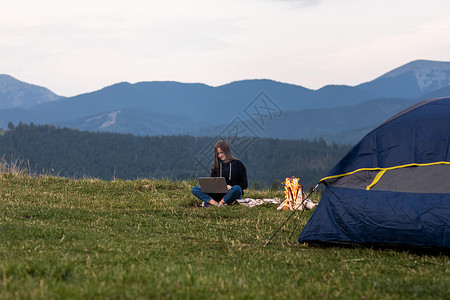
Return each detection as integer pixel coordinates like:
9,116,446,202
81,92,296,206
198,177,229,193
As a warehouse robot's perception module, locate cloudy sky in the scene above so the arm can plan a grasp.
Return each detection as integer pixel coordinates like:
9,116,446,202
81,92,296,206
1,0,450,96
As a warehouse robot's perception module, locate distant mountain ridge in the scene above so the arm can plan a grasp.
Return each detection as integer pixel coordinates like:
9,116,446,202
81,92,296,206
356,60,450,98
382,60,450,92
1,59,450,144
60,107,212,136
0,74,62,109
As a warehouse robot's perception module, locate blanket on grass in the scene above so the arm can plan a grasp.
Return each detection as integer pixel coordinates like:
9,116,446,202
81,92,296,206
236,198,281,207
236,197,316,210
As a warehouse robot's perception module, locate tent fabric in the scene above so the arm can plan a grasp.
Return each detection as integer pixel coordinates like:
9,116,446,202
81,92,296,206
325,163,450,193
299,97,450,248
324,98,450,177
299,187,450,247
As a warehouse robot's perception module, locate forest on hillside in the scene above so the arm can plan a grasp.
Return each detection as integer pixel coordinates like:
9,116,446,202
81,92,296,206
0,123,351,189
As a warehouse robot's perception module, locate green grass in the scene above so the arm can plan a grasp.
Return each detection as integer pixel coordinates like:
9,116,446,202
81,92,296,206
0,173,448,299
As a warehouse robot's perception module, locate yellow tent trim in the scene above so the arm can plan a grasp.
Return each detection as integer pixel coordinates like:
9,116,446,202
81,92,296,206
365,169,386,190
320,161,450,185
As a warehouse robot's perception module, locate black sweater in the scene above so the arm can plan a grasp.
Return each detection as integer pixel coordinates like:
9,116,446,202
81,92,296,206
211,159,248,190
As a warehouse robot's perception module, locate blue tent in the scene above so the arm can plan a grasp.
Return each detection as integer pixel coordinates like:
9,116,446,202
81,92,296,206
298,97,450,248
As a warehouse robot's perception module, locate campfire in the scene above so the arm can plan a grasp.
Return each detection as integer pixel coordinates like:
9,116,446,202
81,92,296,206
277,177,316,211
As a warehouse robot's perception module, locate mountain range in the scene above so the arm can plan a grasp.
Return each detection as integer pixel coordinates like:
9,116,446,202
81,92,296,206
0,74,62,109
1,59,450,144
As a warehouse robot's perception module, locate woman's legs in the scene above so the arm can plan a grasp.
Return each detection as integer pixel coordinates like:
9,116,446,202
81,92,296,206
192,185,242,206
222,185,243,204
191,186,217,206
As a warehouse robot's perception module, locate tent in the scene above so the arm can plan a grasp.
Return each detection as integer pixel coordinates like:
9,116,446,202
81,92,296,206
298,97,450,248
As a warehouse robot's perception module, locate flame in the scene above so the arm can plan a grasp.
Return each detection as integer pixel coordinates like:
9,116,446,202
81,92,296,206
277,176,303,211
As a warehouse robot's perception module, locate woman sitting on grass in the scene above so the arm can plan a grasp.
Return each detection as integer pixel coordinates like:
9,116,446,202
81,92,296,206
192,140,248,207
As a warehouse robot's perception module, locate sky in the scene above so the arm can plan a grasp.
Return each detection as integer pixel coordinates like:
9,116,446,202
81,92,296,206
1,0,450,97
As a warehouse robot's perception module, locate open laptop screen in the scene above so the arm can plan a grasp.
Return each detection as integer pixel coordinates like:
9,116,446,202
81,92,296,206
198,177,228,193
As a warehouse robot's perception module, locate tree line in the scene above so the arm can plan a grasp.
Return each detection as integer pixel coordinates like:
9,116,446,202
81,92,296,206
0,123,351,189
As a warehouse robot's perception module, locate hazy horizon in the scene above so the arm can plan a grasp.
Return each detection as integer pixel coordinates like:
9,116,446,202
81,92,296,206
2,0,450,97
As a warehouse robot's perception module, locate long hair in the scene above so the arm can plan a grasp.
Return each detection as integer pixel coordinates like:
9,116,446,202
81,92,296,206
211,140,236,173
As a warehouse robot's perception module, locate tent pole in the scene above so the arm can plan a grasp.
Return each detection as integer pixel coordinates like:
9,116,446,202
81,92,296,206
264,183,320,246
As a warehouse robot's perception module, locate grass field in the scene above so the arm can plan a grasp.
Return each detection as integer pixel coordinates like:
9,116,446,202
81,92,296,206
0,172,449,299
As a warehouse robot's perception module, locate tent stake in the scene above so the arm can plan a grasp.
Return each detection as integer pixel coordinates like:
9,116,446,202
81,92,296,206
264,183,319,246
